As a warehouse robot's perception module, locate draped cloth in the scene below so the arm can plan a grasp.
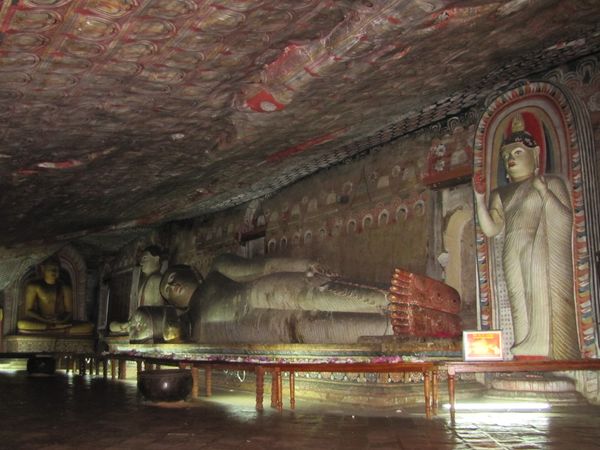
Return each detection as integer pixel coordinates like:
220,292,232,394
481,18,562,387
189,271,393,344
495,175,579,359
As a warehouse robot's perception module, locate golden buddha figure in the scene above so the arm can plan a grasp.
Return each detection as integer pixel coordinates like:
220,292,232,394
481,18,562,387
17,257,94,335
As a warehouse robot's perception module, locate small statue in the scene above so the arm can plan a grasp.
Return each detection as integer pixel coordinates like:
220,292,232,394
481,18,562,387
109,245,165,335
17,256,94,335
474,113,579,359
135,245,165,307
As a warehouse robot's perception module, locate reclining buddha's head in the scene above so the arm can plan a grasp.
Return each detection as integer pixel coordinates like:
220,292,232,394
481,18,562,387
160,265,200,309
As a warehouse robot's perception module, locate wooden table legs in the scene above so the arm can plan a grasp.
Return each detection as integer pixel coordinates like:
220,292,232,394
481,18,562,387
205,366,212,397
447,370,456,421
256,366,264,411
269,368,283,410
289,371,296,409
270,370,277,408
118,360,127,379
255,367,284,412
191,367,200,399
276,368,283,411
110,359,117,379
180,365,286,413
423,370,431,418
432,369,439,413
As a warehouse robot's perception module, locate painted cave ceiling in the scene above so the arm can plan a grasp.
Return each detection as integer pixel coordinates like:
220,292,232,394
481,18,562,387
1,0,599,251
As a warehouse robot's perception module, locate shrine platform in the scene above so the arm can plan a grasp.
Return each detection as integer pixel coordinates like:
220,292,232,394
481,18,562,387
101,338,466,416
101,336,462,363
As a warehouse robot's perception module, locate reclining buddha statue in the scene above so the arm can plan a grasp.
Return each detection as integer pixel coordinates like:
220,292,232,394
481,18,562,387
129,254,462,345
130,254,393,344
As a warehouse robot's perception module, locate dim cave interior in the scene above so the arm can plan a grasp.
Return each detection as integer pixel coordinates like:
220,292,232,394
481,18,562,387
1,0,600,424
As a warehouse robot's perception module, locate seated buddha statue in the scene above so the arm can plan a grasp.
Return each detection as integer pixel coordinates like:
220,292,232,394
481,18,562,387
17,256,94,336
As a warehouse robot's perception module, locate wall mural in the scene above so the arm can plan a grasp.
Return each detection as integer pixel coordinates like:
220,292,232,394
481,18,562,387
473,81,598,359
182,139,432,285
423,123,475,188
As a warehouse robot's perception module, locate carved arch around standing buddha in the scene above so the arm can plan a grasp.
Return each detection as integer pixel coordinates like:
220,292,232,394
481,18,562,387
473,81,599,358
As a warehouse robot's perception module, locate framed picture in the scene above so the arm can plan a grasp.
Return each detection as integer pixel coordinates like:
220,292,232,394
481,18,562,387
462,330,503,361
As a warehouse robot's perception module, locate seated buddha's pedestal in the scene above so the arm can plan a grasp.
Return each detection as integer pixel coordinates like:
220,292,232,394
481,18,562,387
4,335,96,354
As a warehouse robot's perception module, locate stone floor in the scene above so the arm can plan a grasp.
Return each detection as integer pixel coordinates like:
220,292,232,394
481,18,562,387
1,368,600,449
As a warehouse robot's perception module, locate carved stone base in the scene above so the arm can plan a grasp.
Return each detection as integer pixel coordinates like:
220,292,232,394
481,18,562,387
485,374,587,405
4,335,96,354
105,338,462,361
358,336,462,355
209,370,486,408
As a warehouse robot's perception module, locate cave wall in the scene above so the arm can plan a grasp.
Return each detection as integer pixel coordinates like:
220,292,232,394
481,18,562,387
103,53,600,344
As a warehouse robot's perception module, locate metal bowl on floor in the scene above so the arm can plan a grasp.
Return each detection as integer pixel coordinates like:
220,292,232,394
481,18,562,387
137,369,192,402
27,355,56,376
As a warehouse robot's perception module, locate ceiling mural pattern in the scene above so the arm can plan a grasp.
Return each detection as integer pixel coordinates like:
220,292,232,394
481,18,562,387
0,0,599,246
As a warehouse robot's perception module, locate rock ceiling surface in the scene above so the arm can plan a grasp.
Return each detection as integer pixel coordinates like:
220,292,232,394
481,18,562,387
1,0,599,250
